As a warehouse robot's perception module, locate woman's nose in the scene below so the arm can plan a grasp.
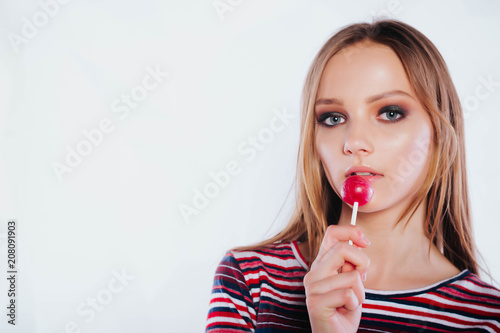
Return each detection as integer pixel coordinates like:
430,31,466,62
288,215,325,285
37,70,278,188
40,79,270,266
343,121,374,156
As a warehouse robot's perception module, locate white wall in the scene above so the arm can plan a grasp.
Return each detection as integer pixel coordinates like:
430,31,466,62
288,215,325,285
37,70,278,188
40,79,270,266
0,0,498,332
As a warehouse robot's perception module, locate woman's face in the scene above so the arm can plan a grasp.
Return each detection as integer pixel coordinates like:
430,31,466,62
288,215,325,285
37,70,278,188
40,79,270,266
315,41,433,213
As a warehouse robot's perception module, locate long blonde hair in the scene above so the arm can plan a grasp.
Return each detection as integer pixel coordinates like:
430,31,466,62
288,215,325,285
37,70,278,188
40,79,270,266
233,19,480,275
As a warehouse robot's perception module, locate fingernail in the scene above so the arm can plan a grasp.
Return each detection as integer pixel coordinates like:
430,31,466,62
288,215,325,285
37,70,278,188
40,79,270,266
362,273,367,281
361,234,370,245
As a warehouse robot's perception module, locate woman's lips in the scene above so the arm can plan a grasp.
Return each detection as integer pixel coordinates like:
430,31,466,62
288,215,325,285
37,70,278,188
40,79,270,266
349,174,383,183
345,167,383,183
346,171,384,183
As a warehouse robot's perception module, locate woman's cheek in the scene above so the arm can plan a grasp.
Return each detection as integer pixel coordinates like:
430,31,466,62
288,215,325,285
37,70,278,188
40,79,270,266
385,136,431,196
317,141,343,194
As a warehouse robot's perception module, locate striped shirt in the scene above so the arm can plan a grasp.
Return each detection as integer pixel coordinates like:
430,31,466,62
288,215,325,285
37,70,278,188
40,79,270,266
205,241,500,332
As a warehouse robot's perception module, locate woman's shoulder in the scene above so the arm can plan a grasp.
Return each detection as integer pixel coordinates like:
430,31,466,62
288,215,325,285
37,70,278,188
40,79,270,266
430,270,500,320
208,242,311,331
365,269,500,310
412,269,500,304
362,270,500,331
219,240,309,274
452,271,500,300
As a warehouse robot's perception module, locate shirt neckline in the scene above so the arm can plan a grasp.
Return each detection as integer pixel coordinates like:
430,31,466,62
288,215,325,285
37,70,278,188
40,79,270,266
291,240,309,270
365,269,470,297
291,240,471,296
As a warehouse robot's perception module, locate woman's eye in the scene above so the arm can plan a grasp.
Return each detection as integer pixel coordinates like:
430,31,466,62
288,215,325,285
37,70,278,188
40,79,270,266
378,105,406,122
317,112,346,127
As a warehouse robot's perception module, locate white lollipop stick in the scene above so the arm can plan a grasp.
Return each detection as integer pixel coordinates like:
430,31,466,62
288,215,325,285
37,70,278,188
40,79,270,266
348,201,359,246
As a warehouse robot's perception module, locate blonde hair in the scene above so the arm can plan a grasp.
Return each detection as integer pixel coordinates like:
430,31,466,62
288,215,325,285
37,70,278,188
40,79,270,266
233,19,480,275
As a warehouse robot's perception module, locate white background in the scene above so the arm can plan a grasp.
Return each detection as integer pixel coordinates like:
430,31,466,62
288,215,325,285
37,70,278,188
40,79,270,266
0,0,499,332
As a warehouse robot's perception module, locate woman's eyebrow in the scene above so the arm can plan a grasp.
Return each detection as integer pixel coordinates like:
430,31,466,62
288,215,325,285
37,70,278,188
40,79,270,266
315,89,414,106
365,89,414,103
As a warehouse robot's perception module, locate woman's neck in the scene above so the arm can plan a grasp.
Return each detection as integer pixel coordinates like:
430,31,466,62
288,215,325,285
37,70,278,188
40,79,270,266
337,200,460,290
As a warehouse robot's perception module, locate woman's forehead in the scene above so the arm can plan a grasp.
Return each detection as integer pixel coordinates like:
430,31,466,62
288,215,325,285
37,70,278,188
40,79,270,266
317,42,414,103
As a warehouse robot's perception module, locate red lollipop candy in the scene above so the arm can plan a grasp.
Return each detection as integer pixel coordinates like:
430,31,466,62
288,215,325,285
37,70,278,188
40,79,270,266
341,175,374,245
341,175,374,206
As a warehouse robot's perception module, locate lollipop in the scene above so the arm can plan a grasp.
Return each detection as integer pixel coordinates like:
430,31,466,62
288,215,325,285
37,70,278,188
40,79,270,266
341,175,374,245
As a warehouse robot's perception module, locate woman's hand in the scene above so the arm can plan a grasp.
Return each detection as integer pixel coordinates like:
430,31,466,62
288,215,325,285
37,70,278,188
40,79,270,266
303,225,371,333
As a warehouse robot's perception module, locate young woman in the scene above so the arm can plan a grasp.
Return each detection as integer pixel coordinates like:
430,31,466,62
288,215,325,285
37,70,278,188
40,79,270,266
205,19,500,332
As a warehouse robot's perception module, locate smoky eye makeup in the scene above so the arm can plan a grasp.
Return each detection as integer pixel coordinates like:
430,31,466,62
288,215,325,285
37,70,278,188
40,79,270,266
315,103,409,127
377,105,408,122
316,111,346,127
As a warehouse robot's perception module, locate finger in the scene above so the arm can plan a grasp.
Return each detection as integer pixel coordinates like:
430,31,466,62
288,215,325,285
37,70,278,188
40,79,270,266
313,242,370,282
306,287,361,317
342,288,361,312
313,225,370,268
341,261,356,273
305,270,366,306
341,246,364,273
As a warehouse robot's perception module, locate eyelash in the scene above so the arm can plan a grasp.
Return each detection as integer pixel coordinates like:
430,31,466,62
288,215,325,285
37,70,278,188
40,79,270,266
316,105,407,127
